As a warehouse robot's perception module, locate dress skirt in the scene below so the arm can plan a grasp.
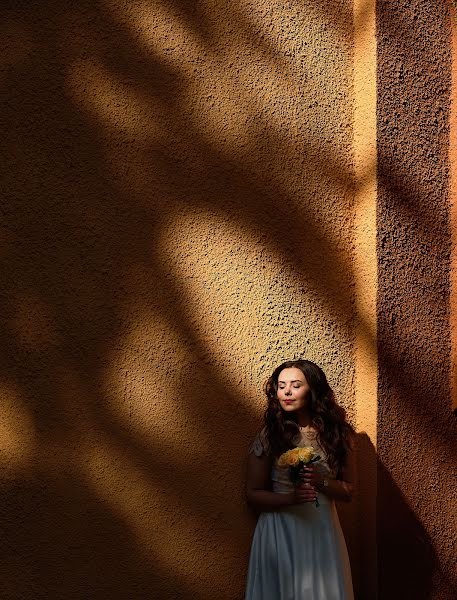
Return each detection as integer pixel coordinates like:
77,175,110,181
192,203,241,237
245,495,354,600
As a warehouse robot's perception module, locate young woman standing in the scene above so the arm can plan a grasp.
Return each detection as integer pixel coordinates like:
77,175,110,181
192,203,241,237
245,359,355,600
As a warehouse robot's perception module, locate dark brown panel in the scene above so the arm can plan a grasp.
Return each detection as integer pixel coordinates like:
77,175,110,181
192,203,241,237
377,2,457,599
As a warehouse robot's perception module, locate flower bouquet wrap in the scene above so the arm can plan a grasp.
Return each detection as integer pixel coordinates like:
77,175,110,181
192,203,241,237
277,446,321,507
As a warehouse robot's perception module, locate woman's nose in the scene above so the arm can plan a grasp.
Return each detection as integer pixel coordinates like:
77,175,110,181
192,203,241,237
284,388,292,396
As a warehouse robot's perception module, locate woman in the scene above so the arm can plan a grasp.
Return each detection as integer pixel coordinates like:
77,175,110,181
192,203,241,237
245,359,355,600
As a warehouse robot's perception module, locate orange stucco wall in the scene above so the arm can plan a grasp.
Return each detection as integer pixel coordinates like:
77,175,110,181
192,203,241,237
0,2,358,599
0,1,456,599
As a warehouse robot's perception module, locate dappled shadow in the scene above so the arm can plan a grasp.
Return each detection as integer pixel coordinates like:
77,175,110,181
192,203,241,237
0,0,456,598
0,2,356,597
0,468,204,599
1,2,351,600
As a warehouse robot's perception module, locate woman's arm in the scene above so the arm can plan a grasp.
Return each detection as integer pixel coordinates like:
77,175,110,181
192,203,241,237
246,452,317,511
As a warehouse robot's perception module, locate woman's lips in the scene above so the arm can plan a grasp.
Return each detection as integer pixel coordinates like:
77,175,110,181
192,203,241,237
283,399,295,405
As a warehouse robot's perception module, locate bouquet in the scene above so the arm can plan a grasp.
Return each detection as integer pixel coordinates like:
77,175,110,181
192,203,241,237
277,446,321,507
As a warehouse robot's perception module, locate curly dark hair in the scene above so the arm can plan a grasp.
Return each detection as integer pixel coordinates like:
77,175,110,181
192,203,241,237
264,359,354,474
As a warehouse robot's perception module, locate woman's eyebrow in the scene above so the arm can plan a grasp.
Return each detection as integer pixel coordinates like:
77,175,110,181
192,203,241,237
278,379,304,384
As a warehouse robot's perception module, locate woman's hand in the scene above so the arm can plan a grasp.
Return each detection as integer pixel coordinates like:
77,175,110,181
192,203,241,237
300,465,324,489
299,464,354,502
293,482,318,504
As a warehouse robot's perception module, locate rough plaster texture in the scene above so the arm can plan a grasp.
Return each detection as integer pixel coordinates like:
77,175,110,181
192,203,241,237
452,3,457,414
377,2,457,598
0,1,357,599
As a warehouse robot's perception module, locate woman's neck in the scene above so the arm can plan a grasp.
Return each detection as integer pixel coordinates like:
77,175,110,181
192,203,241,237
296,411,312,428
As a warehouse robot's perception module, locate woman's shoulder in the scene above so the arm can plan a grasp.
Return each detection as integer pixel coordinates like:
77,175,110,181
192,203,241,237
248,427,270,457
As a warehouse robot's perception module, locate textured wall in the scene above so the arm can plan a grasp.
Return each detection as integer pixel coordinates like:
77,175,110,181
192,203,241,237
452,2,457,415
3,1,456,599
377,1,457,598
0,1,356,598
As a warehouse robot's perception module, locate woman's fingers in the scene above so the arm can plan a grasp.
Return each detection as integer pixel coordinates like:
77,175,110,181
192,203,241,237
297,494,317,503
302,474,317,484
301,466,320,486
295,483,318,503
301,467,315,476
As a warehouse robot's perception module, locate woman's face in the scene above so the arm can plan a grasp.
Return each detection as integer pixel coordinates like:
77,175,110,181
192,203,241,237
276,367,310,414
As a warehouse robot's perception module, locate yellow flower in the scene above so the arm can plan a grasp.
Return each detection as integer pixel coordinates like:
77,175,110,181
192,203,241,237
277,449,293,467
277,446,316,467
297,447,314,463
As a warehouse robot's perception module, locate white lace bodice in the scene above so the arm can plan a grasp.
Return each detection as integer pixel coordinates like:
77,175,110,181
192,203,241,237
250,426,334,493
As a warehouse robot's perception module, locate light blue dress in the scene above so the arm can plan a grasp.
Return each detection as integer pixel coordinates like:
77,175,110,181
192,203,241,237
245,427,354,600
